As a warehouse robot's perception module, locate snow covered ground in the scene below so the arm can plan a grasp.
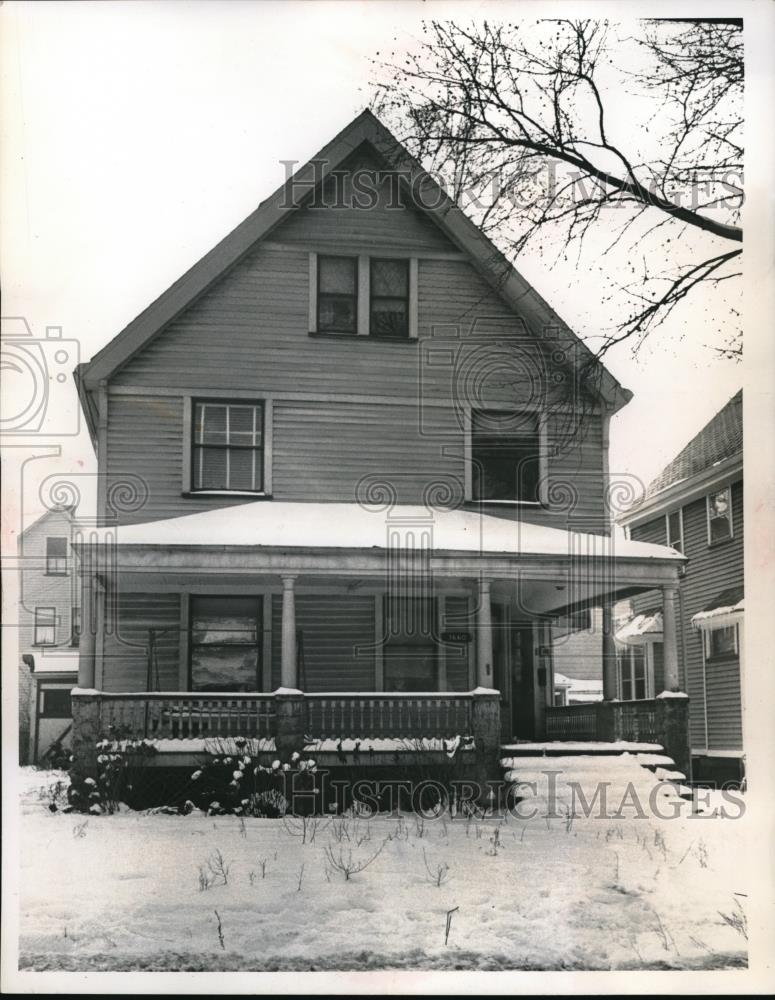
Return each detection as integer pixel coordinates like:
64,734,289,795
16,765,748,972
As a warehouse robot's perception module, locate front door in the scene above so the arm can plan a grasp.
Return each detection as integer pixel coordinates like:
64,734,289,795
511,625,535,739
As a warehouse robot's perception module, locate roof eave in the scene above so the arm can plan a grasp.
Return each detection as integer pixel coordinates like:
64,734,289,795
618,453,742,527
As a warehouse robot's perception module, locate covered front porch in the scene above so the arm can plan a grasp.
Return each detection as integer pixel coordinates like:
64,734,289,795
71,502,687,776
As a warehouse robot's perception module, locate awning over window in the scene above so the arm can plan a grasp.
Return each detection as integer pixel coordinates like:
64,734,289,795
691,585,744,631
615,609,662,645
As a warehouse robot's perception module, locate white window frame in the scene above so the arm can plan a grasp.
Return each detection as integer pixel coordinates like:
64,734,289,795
706,486,734,545
182,396,273,497
464,406,549,506
34,607,57,646
616,643,655,700
308,251,418,339
703,622,739,660
665,508,684,553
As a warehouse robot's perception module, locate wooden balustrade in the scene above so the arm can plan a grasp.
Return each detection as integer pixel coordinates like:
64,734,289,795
94,691,477,743
304,693,475,740
98,693,277,741
546,699,662,744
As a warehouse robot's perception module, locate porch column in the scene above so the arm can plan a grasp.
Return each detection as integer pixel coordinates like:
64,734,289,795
78,567,96,689
662,584,680,691
476,578,494,687
281,575,298,689
602,600,618,701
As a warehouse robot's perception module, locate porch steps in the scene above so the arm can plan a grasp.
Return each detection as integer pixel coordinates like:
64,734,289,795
499,741,692,803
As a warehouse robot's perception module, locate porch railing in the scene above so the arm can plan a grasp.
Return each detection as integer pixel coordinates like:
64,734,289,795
91,690,479,743
98,693,277,741
304,693,474,740
546,699,661,745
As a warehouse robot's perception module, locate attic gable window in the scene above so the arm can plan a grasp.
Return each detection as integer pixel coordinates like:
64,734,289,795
471,409,542,504
192,401,264,493
370,258,409,338
317,255,357,334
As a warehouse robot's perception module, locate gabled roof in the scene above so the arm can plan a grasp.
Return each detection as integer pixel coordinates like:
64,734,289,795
76,109,630,415
20,505,77,538
644,390,742,500
619,389,743,526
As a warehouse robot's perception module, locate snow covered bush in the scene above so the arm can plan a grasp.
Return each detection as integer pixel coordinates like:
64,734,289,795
66,737,158,815
188,741,318,817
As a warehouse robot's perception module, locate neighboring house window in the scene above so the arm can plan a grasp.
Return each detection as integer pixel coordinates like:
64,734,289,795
705,623,738,659
707,487,733,544
317,255,357,334
45,537,68,575
192,401,264,492
34,607,56,646
39,688,72,718
189,596,262,692
71,606,81,647
617,645,650,700
471,409,541,503
370,258,409,339
665,509,684,553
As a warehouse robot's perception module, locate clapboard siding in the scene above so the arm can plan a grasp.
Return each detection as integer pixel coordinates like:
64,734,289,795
102,593,180,692
105,392,607,529
629,478,744,753
270,594,375,691
705,657,743,750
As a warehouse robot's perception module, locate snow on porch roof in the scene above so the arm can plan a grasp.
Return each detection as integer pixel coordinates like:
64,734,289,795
692,585,744,629
90,502,683,561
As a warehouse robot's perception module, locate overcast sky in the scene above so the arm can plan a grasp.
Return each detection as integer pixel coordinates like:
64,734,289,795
0,1,751,526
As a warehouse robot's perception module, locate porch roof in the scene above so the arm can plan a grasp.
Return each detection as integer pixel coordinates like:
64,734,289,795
89,501,683,562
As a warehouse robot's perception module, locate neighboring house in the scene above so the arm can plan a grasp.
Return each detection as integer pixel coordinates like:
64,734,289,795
67,110,687,780
618,390,744,784
18,506,81,764
551,607,604,703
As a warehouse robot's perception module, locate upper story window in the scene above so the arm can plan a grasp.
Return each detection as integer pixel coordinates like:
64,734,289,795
317,256,357,334
665,509,684,553
310,252,418,339
46,537,68,575
34,607,56,646
707,486,733,544
471,409,541,504
370,258,409,339
192,401,264,493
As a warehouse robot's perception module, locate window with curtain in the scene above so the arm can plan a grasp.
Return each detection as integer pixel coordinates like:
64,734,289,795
46,537,68,575
370,258,409,339
34,607,57,646
707,487,733,544
190,596,262,692
317,255,357,333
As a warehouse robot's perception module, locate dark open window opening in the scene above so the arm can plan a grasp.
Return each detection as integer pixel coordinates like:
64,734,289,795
192,401,264,492
472,409,541,503
189,596,262,692
317,255,358,334
45,537,68,575
40,688,72,719
34,607,57,646
707,624,738,659
370,258,409,339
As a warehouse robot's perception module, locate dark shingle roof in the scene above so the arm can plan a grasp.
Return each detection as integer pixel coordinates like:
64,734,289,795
645,390,742,500
701,585,744,613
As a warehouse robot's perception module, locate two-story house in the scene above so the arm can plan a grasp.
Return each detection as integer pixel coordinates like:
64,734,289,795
17,505,81,764
617,390,744,785
68,110,687,783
